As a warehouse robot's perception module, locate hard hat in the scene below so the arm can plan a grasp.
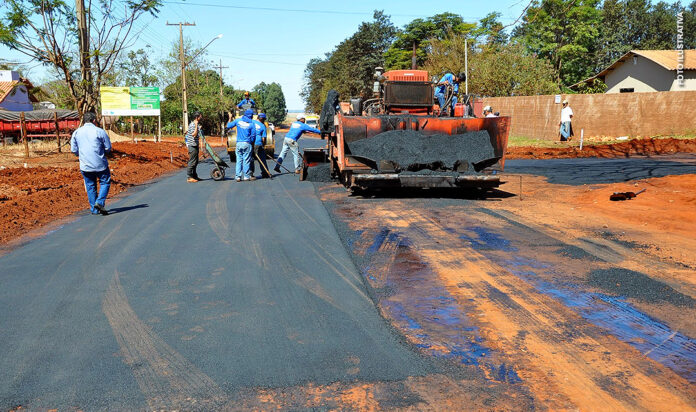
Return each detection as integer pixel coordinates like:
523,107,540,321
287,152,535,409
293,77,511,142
244,91,250,96
562,99,569,105
296,114,305,120
483,105,492,112
258,113,267,119
244,109,254,117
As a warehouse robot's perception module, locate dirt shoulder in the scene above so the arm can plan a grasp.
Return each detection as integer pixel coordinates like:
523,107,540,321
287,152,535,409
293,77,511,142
0,141,188,245
507,137,696,159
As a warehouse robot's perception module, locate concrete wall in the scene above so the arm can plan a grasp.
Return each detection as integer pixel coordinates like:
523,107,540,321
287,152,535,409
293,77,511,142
481,90,696,140
605,55,674,93
671,71,696,91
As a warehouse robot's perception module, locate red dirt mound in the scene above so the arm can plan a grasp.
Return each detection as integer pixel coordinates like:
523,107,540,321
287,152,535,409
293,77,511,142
0,141,188,245
507,137,696,159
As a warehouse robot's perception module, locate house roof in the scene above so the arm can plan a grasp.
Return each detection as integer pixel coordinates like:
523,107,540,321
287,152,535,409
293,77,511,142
572,49,696,88
0,79,39,105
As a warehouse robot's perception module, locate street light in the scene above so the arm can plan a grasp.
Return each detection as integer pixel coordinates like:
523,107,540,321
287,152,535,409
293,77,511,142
180,33,223,130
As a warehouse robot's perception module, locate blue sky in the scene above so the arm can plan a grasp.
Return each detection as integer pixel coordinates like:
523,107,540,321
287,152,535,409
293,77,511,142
2,1,532,109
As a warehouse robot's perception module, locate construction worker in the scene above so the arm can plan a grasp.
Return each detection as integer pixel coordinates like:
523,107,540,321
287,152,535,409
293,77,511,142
237,91,256,109
483,106,497,118
274,114,321,174
435,72,465,116
226,109,257,181
251,113,270,179
184,111,203,182
70,112,112,215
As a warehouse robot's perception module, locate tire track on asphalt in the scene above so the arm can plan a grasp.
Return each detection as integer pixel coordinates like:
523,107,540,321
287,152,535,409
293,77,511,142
366,202,696,411
102,270,227,410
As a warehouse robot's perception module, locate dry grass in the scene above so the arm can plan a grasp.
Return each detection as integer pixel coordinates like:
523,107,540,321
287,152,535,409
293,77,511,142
508,134,696,148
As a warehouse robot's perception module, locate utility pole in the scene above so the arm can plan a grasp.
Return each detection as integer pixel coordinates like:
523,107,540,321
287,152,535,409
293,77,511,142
167,21,195,132
213,59,229,135
464,38,468,95
76,0,93,114
213,59,229,98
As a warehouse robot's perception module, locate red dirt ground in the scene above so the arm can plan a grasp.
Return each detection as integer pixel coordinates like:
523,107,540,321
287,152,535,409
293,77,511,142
506,137,696,159
0,141,188,245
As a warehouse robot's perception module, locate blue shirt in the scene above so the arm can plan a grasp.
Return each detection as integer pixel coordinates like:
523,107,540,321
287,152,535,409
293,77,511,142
226,116,256,144
286,121,321,141
436,73,455,94
237,98,256,108
252,119,267,146
70,123,112,172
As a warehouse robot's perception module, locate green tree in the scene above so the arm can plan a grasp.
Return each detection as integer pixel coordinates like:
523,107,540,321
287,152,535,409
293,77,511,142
114,48,159,87
1,0,161,114
384,12,475,70
576,78,608,94
425,36,558,97
301,11,396,113
513,0,601,87
263,83,287,125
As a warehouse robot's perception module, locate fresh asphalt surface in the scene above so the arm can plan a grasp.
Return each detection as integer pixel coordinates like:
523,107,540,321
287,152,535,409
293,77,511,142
2,134,695,410
0,136,432,410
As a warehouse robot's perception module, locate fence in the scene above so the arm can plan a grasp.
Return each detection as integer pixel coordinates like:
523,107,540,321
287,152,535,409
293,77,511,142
481,91,696,140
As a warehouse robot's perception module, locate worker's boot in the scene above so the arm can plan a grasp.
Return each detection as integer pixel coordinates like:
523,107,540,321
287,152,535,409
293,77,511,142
273,157,283,173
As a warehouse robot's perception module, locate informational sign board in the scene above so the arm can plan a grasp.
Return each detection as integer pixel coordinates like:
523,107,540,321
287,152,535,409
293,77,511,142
101,86,160,116
554,94,562,104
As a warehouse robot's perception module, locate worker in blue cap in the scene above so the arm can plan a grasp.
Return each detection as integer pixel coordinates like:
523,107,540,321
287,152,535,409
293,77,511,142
226,108,257,181
435,72,465,116
237,91,256,109
274,114,321,174
251,113,270,178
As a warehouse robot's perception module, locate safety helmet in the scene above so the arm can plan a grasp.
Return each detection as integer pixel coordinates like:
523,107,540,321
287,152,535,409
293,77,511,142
258,113,267,119
296,114,305,120
244,91,250,97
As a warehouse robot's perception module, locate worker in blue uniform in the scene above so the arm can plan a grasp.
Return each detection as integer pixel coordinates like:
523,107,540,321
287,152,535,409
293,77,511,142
237,91,256,109
226,109,257,181
274,114,321,173
251,113,270,178
434,72,465,115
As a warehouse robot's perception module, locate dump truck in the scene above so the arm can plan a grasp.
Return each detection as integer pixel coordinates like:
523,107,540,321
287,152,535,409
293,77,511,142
302,68,510,191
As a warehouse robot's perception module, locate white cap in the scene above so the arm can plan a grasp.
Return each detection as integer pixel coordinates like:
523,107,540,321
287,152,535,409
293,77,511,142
296,114,305,120
483,105,492,112
562,99,568,105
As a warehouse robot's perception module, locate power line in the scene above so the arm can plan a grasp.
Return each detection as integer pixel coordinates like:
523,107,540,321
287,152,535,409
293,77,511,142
207,53,306,66
161,1,517,20
161,1,424,17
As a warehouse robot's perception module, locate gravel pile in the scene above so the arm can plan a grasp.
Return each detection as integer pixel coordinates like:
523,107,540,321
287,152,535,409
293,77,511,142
589,268,696,307
347,130,496,173
305,163,333,182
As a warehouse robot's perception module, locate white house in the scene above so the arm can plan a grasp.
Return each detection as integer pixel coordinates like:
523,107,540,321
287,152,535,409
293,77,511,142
0,70,36,111
574,50,696,93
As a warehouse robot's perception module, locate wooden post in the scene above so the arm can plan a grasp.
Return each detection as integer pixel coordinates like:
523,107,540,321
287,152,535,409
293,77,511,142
20,112,29,158
54,111,61,153
130,115,134,141
158,115,161,142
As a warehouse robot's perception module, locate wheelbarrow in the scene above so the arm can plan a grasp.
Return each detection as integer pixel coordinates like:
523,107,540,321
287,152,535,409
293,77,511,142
201,134,229,181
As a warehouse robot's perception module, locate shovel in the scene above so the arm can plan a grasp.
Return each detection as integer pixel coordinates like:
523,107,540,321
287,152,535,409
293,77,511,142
610,188,646,201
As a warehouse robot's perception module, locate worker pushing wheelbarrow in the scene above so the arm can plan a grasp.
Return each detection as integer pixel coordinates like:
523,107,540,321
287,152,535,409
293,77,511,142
200,133,229,181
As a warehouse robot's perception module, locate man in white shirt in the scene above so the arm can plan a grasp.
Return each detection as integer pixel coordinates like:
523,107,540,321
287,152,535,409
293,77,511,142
560,99,573,141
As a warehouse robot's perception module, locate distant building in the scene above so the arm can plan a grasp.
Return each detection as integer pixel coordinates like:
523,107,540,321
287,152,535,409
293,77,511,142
574,50,696,93
0,70,37,111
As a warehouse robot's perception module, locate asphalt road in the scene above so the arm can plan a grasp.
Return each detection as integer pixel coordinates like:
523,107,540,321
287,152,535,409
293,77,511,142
505,153,696,185
0,137,432,411
2,138,695,410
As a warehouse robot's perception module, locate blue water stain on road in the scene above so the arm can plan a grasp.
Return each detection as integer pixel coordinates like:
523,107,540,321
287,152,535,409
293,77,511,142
359,229,523,383
459,226,518,252
507,268,696,383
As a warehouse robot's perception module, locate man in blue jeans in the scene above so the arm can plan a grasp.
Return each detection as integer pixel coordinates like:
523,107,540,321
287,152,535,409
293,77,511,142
226,109,257,181
70,112,112,215
274,114,321,174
